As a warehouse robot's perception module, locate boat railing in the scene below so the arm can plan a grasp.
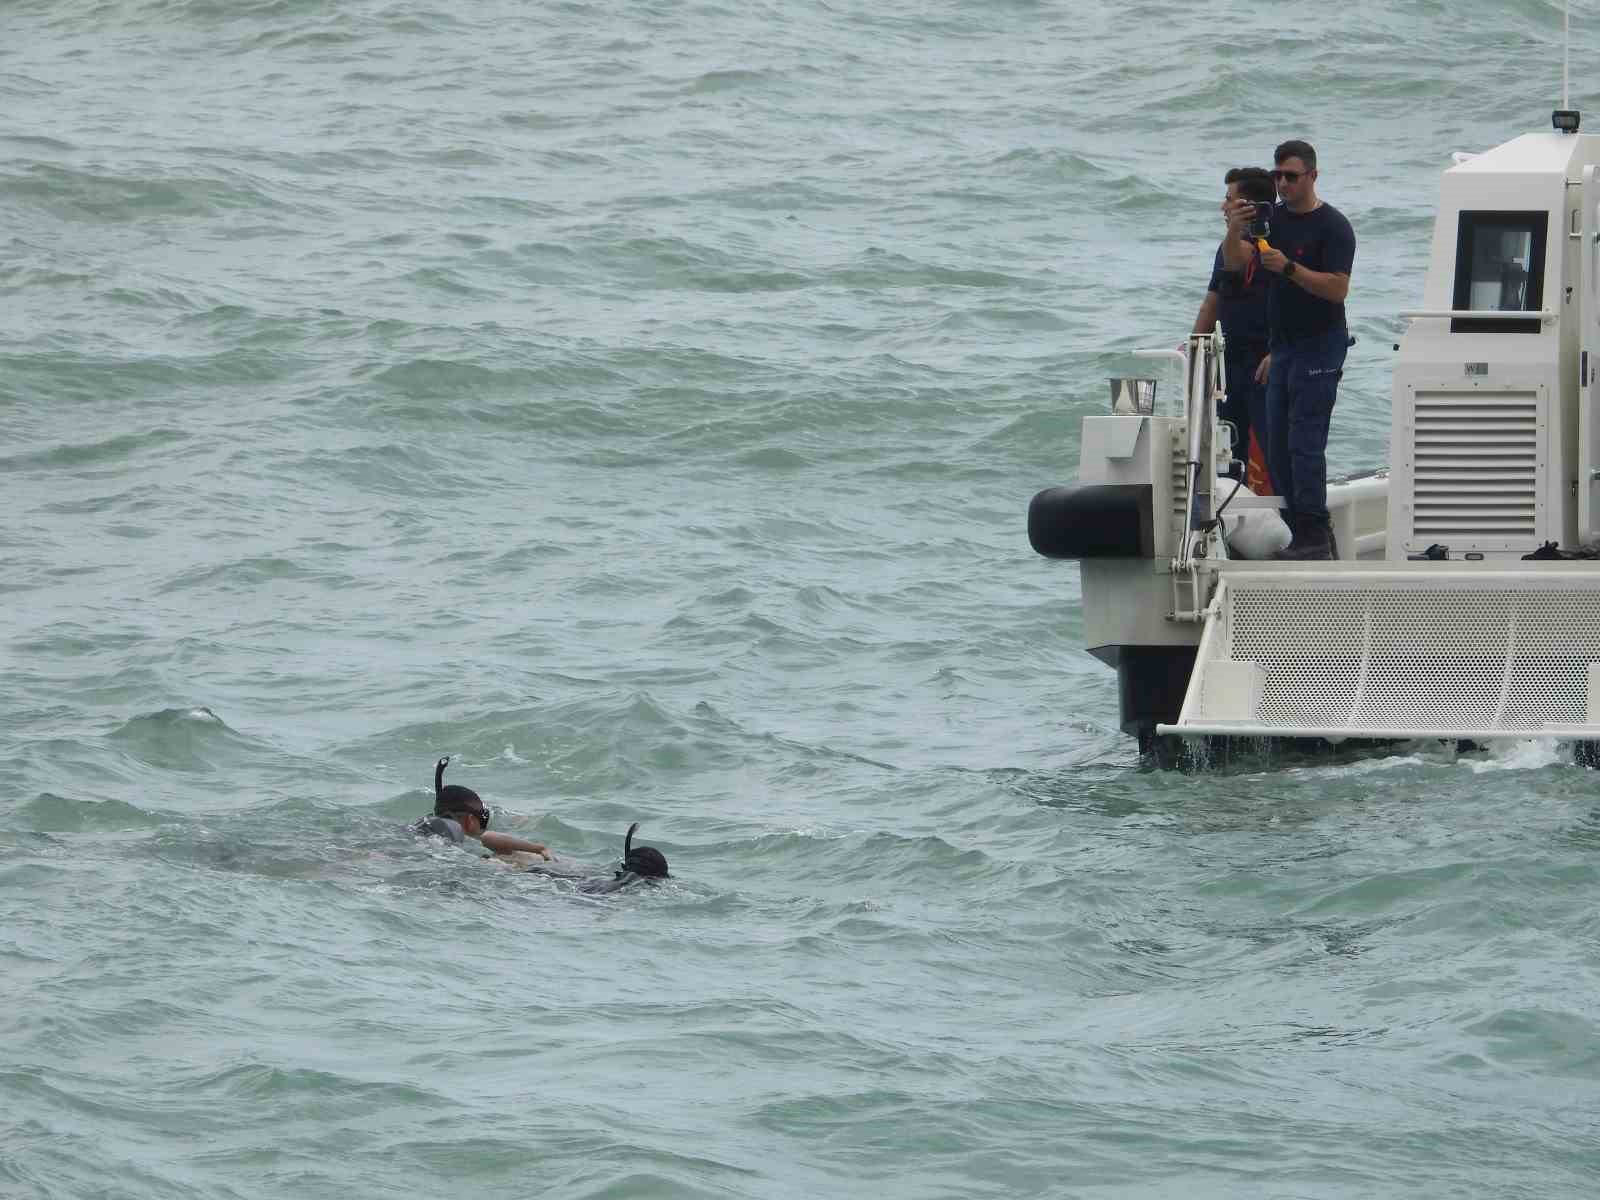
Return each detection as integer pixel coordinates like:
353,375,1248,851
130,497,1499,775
1400,308,1558,324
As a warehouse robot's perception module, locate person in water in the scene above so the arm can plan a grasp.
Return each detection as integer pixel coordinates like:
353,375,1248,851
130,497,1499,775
409,756,553,859
603,821,669,888
519,821,670,893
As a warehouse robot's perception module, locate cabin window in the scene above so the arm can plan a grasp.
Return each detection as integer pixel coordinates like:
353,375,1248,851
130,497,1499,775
1451,210,1547,333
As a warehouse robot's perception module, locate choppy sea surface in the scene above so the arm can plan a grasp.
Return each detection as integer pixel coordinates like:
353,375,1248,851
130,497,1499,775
6,2,1600,1196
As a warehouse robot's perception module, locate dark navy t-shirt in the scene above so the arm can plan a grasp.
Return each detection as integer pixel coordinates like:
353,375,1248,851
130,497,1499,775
1208,237,1270,348
1266,201,1356,343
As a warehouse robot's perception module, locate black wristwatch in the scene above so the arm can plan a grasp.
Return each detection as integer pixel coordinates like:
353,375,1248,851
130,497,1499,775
1283,261,1298,279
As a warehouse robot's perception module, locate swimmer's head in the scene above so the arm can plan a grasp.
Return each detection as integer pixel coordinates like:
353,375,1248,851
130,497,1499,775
433,756,490,830
618,821,669,879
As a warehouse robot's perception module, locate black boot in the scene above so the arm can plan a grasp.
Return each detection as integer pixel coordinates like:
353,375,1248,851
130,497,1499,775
1273,514,1333,560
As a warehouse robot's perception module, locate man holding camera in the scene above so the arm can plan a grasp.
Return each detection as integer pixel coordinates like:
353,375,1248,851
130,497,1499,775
1222,139,1356,560
1193,166,1275,487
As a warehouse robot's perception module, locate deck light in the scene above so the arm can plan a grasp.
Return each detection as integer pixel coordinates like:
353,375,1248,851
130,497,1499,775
1109,377,1156,415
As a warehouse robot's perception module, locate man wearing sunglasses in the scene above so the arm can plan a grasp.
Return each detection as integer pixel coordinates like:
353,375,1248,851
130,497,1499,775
1221,139,1356,560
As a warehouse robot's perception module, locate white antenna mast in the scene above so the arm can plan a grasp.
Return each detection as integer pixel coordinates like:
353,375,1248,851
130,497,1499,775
1564,0,1571,111
1552,0,1579,131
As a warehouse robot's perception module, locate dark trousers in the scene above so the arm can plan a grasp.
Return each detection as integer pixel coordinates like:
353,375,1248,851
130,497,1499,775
1221,341,1269,478
1265,327,1347,523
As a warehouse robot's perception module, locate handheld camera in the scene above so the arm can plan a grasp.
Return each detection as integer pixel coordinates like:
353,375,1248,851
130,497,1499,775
1238,174,1276,243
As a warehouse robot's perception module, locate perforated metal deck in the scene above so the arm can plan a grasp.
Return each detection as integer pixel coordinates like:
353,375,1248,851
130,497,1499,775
1158,565,1600,740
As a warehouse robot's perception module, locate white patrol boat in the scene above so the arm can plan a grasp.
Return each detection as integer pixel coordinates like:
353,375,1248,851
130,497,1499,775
1029,109,1600,764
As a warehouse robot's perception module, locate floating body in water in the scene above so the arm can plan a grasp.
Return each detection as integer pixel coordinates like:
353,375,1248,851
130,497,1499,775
517,822,671,893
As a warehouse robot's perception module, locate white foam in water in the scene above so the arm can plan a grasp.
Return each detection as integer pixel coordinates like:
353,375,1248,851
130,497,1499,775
1287,736,1566,781
1289,751,1425,781
499,744,528,763
1463,739,1565,773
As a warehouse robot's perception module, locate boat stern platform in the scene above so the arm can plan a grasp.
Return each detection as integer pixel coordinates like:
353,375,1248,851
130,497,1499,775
1157,560,1600,744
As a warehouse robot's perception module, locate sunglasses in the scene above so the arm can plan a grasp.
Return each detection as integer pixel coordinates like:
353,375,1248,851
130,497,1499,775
1272,169,1308,182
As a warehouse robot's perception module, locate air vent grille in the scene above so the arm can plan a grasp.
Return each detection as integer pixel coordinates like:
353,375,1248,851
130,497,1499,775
1410,391,1539,545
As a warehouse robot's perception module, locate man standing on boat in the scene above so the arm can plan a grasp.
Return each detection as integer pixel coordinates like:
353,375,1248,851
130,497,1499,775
1222,139,1356,560
1193,165,1275,488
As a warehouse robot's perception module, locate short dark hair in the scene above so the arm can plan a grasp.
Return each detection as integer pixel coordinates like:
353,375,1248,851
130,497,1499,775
1274,140,1317,171
433,756,487,819
1226,165,1275,203
625,845,670,878
436,783,485,819
620,821,669,879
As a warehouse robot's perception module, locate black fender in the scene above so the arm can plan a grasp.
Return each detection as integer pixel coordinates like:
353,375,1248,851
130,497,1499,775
1028,484,1154,560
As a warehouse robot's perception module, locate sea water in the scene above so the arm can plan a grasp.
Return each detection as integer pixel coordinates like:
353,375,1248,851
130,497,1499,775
4,1,1599,1196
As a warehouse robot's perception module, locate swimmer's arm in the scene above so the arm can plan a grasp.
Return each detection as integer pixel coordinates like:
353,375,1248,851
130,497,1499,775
479,831,553,860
